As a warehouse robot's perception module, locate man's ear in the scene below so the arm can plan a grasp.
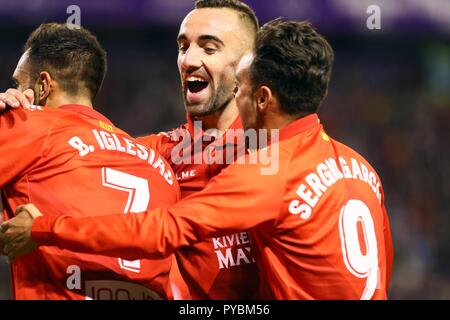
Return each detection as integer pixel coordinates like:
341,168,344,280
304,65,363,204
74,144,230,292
35,71,53,105
254,85,273,113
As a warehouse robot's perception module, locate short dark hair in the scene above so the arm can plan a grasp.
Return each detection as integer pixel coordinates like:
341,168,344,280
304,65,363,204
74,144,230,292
24,23,107,100
250,19,334,115
195,0,259,34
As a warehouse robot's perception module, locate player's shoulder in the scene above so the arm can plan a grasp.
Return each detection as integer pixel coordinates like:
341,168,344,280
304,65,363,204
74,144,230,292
217,146,288,188
2,105,78,119
330,137,383,186
161,122,190,143
136,122,190,152
268,132,317,179
0,105,75,130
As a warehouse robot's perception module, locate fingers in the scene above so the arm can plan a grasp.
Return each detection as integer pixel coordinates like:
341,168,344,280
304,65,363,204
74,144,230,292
3,239,15,256
15,203,43,218
0,222,8,256
0,221,9,233
23,89,35,105
0,204,41,260
4,241,18,261
0,89,32,110
0,92,20,109
0,222,18,258
3,232,23,258
4,237,37,261
14,205,26,216
6,88,31,109
3,233,14,257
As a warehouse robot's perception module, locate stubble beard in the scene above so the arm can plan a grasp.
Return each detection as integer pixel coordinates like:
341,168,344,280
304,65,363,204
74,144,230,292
184,81,234,118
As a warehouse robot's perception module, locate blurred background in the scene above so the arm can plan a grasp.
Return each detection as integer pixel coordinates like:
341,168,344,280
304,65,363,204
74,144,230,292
0,0,449,299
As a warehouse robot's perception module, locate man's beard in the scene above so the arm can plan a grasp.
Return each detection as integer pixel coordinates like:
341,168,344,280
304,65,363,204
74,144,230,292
183,81,234,118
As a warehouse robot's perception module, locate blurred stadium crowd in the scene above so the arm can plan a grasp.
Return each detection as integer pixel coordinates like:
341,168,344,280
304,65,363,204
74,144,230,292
0,0,449,300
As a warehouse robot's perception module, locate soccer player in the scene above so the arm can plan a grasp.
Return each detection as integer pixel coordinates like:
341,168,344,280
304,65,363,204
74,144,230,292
0,23,180,300
135,0,261,299
0,0,261,300
2,19,394,299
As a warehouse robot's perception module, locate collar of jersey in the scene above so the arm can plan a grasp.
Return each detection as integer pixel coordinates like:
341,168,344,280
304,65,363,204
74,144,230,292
278,113,321,142
59,104,113,125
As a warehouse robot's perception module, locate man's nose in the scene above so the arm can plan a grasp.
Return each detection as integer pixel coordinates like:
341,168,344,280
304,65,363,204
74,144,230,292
180,46,203,71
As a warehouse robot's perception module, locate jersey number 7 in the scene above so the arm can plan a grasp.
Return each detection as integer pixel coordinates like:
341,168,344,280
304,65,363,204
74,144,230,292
101,167,150,273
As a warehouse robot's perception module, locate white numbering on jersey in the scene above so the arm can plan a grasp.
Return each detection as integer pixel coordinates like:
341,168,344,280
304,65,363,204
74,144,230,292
101,167,150,273
68,136,93,157
338,199,379,300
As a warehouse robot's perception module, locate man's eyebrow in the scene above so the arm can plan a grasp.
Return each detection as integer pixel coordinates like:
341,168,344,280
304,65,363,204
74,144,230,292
198,35,225,46
177,34,225,47
177,34,187,43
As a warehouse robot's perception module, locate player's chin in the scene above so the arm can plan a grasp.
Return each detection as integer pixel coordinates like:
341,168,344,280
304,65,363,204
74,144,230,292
184,102,213,117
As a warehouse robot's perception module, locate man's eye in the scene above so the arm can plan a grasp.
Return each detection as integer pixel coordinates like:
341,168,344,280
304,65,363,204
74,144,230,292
178,44,188,53
205,47,218,54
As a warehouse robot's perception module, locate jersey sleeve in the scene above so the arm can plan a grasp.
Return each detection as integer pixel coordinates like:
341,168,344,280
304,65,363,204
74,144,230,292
0,109,48,187
136,132,171,154
32,158,284,260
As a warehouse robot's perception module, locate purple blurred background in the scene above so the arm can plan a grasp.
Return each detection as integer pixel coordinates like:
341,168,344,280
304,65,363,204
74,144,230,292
0,0,449,300
0,0,449,35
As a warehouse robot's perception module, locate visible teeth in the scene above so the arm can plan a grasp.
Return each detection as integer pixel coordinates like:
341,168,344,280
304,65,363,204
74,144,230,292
186,76,206,82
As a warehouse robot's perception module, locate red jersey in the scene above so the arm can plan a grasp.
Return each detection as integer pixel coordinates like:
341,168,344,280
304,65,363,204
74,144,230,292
32,113,394,299
136,115,259,299
0,105,180,300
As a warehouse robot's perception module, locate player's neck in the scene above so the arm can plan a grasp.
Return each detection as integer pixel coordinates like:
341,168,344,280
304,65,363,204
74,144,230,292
197,101,239,133
263,108,302,132
45,94,93,109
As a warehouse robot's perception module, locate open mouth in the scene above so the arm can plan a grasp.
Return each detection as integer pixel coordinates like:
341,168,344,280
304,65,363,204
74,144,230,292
184,75,210,104
187,80,208,93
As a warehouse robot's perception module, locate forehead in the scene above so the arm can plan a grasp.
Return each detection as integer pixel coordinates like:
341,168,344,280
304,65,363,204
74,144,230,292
179,8,241,40
13,51,31,77
17,51,30,68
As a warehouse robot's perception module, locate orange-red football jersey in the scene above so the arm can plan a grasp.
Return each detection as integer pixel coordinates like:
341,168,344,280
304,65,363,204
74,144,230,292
0,104,180,300
32,113,393,299
136,115,259,299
